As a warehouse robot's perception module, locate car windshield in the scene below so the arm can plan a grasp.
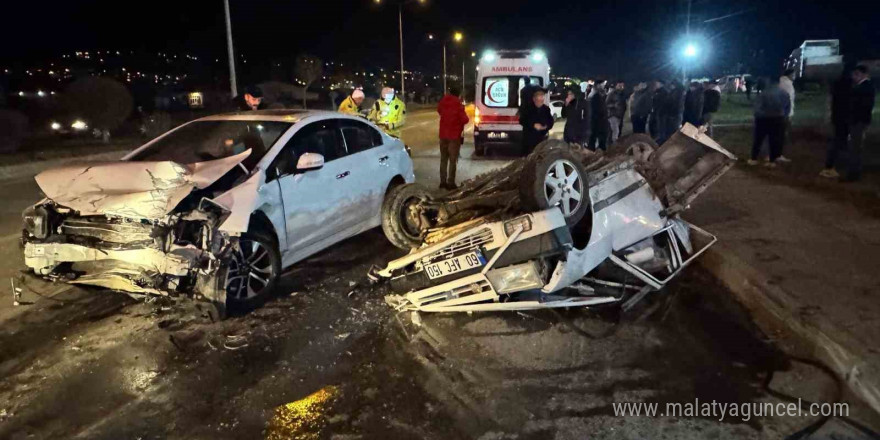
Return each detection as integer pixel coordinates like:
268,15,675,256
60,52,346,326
129,120,292,165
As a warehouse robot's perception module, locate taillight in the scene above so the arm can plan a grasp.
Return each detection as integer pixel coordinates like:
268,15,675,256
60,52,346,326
474,107,481,126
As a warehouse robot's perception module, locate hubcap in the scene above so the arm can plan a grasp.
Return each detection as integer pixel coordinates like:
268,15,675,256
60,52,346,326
226,239,274,300
544,159,583,217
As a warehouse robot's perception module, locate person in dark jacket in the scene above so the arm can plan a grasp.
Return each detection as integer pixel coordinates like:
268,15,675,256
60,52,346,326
588,79,609,151
630,83,652,134
437,85,470,189
606,81,627,143
228,85,265,111
648,80,666,140
820,70,852,178
682,81,704,127
748,77,791,167
519,87,554,155
841,65,876,182
702,80,722,136
667,80,686,137
562,88,590,145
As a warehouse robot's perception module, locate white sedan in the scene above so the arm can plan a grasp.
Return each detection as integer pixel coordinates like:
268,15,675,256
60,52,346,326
21,110,415,316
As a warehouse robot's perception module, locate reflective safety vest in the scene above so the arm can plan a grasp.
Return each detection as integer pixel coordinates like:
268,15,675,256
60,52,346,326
368,97,406,137
337,95,360,116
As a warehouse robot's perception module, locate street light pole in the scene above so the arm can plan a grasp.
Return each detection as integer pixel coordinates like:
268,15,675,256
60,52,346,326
223,0,237,97
398,4,405,98
442,43,447,94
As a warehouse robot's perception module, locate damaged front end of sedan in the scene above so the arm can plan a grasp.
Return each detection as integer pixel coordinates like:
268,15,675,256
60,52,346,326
373,124,736,313
21,150,261,318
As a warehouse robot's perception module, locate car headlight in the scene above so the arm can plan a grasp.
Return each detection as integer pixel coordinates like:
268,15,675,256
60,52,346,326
22,206,49,239
486,261,544,294
71,120,88,130
503,215,532,236
50,122,62,130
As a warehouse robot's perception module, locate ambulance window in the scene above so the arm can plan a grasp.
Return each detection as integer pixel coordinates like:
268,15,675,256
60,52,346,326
517,77,544,106
482,77,510,108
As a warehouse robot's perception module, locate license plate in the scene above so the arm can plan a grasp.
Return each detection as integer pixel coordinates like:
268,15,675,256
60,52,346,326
424,251,485,280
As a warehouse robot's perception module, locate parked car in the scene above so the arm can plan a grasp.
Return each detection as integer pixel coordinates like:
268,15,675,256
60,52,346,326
549,100,564,120
21,110,415,316
372,125,736,313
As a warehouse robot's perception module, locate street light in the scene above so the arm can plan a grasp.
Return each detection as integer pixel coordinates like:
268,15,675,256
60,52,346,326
683,43,698,58
429,31,464,94
374,0,426,99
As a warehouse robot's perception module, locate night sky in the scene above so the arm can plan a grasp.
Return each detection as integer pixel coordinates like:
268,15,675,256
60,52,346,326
3,0,879,81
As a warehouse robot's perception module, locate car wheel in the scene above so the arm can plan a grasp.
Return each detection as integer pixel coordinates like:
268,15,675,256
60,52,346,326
519,144,590,226
225,229,281,309
382,183,432,250
615,133,658,163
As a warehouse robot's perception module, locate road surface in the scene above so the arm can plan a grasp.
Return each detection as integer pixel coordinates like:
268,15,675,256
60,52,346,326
0,110,864,439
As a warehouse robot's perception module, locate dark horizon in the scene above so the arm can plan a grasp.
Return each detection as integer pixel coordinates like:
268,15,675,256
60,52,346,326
3,0,879,82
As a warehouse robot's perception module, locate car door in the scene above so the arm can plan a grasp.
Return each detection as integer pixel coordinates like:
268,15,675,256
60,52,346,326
268,119,355,258
337,119,396,226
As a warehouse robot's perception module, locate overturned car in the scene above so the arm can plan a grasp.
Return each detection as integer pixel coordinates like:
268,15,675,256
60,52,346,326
21,110,416,316
374,124,736,312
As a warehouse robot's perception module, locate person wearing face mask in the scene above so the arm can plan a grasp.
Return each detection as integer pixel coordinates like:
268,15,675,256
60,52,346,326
369,87,407,137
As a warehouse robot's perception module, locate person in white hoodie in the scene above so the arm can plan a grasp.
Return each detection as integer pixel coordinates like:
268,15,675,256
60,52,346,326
777,69,796,162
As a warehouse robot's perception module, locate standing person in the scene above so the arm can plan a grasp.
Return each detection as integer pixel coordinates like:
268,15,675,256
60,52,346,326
820,70,853,178
747,77,791,167
777,68,796,162
337,88,365,115
369,87,406,137
841,65,876,182
658,80,685,143
518,87,554,155
702,80,722,136
588,79,609,151
745,76,754,101
228,85,265,111
630,82,652,134
436,85,469,190
649,80,666,140
682,81,705,127
562,88,590,145
606,81,627,143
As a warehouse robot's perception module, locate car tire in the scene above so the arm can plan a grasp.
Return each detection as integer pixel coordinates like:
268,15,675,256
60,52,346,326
382,183,432,250
519,142,590,226
474,141,485,157
224,228,281,310
615,133,658,163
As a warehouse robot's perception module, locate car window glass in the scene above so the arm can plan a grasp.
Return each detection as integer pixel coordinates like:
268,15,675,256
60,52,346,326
339,120,381,154
274,120,346,176
130,121,291,166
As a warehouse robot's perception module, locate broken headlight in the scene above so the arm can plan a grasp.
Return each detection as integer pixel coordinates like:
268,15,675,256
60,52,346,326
503,215,532,236
486,261,544,294
22,206,50,239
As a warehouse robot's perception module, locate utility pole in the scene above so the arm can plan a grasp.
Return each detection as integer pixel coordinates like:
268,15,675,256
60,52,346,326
442,43,447,94
462,61,465,99
398,4,405,98
223,0,237,97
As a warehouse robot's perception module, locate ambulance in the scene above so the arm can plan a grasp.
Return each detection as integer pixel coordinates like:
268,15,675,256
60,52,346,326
473,49,550,156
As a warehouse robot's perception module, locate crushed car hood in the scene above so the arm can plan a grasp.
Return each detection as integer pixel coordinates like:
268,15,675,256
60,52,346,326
34,150,252,220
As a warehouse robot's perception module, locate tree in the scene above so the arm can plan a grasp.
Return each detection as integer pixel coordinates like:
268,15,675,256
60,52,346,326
295,54,323,109
61,77,133,142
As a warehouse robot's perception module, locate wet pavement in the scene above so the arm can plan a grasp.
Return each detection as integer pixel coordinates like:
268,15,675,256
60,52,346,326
1,224,860,439
1,113,875,439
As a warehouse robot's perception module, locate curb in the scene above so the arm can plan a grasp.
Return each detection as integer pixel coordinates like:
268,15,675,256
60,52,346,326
0,150,127,182
698,244,880,415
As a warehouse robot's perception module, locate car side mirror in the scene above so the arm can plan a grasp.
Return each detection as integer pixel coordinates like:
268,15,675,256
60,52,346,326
296,152,324,172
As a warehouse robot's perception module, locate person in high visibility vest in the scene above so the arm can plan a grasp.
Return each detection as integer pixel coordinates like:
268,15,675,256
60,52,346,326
338,88,365,116
368,87,406,137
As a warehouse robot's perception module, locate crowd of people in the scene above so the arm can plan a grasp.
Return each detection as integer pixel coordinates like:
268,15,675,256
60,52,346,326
517,77,723,154
229,63,874,188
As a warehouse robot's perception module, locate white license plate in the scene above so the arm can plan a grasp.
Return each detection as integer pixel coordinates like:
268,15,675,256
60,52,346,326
424,251,485,280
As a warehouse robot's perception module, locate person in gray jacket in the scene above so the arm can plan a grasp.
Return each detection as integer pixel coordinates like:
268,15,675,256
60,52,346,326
748,77,791,167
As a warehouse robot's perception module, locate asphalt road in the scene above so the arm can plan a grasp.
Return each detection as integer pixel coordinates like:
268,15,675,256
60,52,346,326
0,111,865,439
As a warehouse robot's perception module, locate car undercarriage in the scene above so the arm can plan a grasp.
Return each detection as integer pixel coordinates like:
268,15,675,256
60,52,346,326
373,124,736,313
